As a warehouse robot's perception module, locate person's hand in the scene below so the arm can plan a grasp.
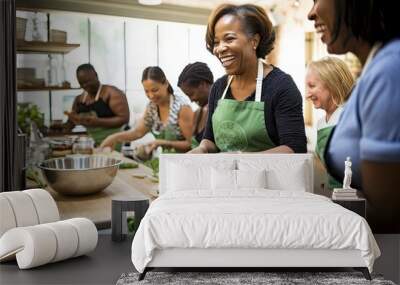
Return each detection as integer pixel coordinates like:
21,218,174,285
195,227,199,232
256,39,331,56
79,115,98,127
64,111,80,125
100,135,116,149
188,145,208,154
146,140,161,153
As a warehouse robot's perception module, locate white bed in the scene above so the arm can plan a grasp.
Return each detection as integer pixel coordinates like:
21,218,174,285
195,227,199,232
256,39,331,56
131,154,380,280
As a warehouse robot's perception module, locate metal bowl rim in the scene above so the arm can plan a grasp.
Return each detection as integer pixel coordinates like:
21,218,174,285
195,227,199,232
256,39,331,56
38,156,122,171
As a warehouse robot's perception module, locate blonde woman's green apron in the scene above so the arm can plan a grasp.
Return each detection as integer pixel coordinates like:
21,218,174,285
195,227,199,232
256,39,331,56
316,124,341,189
212,59,275,152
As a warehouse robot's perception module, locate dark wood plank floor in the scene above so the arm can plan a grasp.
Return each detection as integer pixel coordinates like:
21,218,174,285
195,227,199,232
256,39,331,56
0,232,133,285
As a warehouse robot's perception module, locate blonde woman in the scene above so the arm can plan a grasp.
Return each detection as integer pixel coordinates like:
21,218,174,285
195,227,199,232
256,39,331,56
305,57,354,189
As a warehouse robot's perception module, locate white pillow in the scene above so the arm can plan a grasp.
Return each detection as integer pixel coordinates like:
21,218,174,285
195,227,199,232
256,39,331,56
167,163,209,191
167,160,235,192
236,169,267,189
238,159,307,191
211,168,236,190
266,164,306,191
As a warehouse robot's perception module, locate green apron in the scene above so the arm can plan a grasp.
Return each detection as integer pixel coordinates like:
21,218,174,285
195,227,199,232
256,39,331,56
87,126,122,151
316,126,342,189
152,124,178,154
212,59,275,152
191,136,200,149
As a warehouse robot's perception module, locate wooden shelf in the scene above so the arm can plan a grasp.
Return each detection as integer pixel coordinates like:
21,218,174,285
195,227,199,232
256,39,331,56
17,87,81,91
16,40,80,54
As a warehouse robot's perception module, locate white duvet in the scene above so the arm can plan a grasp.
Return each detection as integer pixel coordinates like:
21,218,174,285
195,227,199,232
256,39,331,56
131,190,380,273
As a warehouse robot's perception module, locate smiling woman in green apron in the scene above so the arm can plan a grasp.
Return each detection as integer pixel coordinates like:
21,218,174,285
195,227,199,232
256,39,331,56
64,64,130,150
305,57,354,189
100,66,193,155
190,4,306,154
178,62,214,149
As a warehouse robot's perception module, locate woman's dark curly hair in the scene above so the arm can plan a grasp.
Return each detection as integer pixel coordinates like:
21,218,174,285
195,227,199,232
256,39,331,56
205,3,275,58
178,62,214,88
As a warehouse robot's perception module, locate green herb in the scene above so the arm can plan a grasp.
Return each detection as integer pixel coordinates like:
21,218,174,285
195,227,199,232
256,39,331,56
144,158,159,178
119,162,139,169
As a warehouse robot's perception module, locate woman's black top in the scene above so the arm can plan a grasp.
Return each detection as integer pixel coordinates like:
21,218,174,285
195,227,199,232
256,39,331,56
77,98,115,118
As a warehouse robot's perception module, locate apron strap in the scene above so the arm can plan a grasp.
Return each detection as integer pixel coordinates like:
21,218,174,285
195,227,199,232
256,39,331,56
221,59,264,102
82,84,102,103
255,58,264,102
221,76,234,100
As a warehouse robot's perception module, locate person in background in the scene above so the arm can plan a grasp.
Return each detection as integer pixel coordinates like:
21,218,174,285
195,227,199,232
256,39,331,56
308,0,400,232
305,57,354,189
100,66,193,155
191,4,306,154
64,63,130,150
178,62,214,149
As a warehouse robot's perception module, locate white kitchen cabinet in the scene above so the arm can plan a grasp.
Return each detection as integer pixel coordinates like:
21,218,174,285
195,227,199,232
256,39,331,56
125,18,158,90
157,21,190,92
188,24,225,81
89,15,125,91
49,12,90,88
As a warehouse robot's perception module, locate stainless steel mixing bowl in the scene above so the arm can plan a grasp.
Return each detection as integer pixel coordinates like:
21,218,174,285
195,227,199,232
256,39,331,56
39,156,121,195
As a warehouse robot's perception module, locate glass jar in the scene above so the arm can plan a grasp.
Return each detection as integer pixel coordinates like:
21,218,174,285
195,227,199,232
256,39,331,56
72,136,94,155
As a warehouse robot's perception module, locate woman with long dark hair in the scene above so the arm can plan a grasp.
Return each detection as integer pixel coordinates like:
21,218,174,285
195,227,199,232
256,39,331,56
101,66,193,154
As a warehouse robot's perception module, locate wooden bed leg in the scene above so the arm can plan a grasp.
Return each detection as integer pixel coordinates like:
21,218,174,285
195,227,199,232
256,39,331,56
354,267,372,280
138,268,148,281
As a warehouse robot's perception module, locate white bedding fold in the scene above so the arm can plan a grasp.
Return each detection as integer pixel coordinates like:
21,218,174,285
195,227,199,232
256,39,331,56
131,190,380,273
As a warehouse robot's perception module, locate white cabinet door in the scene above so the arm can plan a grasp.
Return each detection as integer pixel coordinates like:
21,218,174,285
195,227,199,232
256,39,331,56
89,15,125,91
125,18,158,91
157,21,190,92
188,24,225,81
49,12,89,88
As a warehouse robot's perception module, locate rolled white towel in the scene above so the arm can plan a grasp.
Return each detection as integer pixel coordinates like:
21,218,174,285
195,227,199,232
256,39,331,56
0,226,57,269
0,196,17,237
0,191,39,227
23,189,59,224
64,218,98,257
42,221,79,263
0,218,98,269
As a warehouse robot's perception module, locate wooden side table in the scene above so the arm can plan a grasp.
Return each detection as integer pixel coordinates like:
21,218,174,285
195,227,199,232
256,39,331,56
332,197,366,218
112,198,149,242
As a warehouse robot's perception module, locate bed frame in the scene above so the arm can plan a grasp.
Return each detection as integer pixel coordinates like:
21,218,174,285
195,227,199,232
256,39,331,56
139,154,371,281
140,248,371,280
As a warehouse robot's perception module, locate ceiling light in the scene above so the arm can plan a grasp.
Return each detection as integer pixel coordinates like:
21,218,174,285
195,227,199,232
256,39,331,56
138,0,162,5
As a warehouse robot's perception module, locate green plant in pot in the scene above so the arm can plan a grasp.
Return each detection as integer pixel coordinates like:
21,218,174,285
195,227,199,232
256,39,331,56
17,103,47,187
17,102,45,136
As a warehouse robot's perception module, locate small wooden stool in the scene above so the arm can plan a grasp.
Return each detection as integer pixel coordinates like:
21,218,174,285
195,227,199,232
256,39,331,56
111,198,149,242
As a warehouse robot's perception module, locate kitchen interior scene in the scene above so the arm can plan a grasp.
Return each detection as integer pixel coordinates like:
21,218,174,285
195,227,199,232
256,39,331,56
3,0,399,283
15,0,363,228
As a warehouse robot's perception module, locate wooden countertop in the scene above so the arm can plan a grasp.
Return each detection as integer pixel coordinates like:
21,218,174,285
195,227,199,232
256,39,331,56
42,152,158,229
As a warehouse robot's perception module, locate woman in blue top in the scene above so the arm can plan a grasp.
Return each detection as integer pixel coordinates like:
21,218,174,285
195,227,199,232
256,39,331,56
308,0,400,232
